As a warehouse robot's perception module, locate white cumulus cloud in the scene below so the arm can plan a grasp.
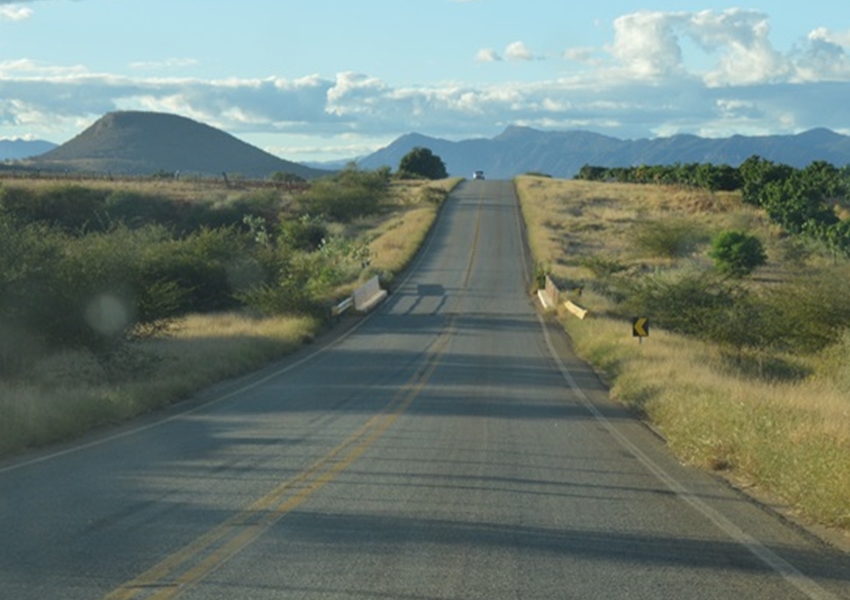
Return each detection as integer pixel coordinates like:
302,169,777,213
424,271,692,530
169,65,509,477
475,48,501,63
4,9,850,159
504,41,535,61
602,8,850,87
0,5,32,20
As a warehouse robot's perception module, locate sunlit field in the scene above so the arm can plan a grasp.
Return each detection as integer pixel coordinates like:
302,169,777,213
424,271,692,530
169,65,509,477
516,175,850,533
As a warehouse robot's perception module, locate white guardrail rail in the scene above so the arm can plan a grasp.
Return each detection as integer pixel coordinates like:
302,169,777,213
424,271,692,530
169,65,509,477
332,275,388,318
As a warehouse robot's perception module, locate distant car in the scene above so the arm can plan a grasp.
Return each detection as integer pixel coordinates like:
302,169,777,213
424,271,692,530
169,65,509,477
473,170,485,180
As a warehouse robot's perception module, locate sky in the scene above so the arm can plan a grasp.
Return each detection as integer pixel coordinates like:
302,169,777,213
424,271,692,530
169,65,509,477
1,0,850,163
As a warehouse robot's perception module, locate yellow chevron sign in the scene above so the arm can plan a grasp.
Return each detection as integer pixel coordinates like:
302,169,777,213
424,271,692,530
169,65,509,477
632,317,649,338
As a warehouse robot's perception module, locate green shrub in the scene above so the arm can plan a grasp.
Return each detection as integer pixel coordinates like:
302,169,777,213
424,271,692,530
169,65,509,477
279,214,328,251
0,218,66,374
145,227,250,314
303,169,388,222
235,249,316,317
631,219,706,260
764,271,850,353
623,270,736,337
103,190,183,229
0,184,109,233
700,288,783,358
580,255,627,278
709,230,767,278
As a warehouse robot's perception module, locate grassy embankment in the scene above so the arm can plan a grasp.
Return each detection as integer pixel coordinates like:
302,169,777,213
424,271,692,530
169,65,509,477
516,176,850,535
0,177,460,459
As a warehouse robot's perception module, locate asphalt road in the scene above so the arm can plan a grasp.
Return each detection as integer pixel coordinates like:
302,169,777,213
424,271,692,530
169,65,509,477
1,180,849,599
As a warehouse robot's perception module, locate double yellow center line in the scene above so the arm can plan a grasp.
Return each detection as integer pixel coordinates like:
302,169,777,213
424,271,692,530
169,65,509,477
104,323,455,600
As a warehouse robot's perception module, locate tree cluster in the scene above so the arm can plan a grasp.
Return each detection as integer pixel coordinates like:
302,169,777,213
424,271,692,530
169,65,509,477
575,157,850,258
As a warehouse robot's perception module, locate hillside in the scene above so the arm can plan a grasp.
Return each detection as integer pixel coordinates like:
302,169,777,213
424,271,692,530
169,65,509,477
357,126,850,179
23,111,329,180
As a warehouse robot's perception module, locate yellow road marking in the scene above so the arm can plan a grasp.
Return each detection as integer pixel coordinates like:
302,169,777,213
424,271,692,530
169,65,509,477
103,322,454,600
462,189,485,288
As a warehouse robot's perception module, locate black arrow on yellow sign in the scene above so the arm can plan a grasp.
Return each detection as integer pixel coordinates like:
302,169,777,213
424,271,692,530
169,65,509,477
632,317,649,339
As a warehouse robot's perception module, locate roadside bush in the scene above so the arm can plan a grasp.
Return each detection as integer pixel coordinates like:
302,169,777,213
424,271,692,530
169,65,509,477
33,226,145,349
764,271,850,353
623,270,736,337
0,184,109,233
701,289,784,360
303,168,389,222
146,226,251,314
621,265,786,359
580,255,628,278
103,190,184,229
0,218,66,374
279,214,328,251
237,232,370,317
235,247,316,316
630,219,706,260
0,221,259,355
206,189,282,231
708,230,767,278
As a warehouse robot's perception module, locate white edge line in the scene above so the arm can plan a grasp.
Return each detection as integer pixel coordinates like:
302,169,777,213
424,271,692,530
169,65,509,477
537,313,839,600
514,176,837,600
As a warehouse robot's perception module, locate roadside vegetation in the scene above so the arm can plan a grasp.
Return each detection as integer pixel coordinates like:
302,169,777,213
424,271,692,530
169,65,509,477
518,159,850,533
0,167,459,458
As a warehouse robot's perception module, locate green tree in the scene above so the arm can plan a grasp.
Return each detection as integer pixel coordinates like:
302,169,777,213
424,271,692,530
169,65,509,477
709,230,767,278
398,147,448,180
737,155,794,206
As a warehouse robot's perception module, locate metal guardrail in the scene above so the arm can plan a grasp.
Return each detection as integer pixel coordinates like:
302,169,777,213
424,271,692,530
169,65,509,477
331,276,388,320
331,296,354,318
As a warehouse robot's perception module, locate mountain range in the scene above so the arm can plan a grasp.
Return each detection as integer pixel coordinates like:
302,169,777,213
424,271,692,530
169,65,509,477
14,111,329,180
0,139,57,161
8,111,850,181
356,126,850,179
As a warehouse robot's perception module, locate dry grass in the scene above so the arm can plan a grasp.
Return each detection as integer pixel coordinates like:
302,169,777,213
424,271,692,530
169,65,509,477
330,178,461,295
0,175,273,203
367,179,461,275
517,175,850,531
0,313,319,457
1,177,460,459
517,177,770,288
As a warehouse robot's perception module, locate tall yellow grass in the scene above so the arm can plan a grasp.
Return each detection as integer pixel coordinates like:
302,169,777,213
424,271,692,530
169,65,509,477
0,313,319,456
517,175,850,531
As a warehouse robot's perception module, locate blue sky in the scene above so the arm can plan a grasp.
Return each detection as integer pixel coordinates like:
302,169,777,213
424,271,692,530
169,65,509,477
1,0,849,162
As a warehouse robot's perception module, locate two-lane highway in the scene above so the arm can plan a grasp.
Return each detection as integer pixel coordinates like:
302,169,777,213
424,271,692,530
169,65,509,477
1,180,849,599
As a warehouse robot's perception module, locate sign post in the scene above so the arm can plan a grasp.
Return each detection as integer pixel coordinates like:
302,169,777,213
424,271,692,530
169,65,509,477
632,317,649,343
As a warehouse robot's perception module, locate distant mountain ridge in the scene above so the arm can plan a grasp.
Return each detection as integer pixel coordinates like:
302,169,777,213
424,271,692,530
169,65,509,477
0,139,57,161
20,111,329,180
356,126,850,179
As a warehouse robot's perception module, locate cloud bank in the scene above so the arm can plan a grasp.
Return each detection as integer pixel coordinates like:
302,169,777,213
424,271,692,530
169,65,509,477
3,9,850,156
